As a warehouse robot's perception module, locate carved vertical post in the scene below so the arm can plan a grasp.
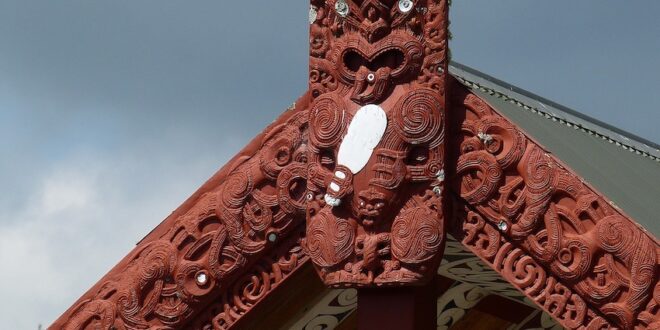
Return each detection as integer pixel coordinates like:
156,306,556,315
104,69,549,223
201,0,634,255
358,281,437,330
305,0,449,315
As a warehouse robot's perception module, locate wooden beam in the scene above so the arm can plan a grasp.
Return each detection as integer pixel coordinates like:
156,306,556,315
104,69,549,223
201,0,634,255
357,287,434,330
357,277,445,330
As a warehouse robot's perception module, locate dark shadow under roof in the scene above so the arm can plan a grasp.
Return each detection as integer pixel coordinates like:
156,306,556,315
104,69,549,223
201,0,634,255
450,62,660,238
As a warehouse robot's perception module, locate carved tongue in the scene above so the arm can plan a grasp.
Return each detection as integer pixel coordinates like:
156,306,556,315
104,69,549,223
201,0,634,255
336,104,387,174
351,67,391,104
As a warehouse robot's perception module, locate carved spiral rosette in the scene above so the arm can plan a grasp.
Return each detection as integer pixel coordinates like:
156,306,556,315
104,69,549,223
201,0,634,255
305,208,355,269
392,88,444,147
309,94,348,148
391,205,444,264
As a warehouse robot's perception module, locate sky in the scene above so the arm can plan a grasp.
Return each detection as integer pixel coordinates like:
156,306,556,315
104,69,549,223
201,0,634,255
0,1,658,328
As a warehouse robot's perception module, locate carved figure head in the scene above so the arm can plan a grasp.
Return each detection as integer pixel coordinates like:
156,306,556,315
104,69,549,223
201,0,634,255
305,0,449,287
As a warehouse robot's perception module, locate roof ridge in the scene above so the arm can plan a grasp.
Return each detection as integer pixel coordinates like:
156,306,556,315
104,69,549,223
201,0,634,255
449,62,660,163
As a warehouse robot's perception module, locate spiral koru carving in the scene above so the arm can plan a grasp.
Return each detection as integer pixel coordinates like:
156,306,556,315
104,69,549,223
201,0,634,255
309,95,347,148
392,88,444,146
449,80,659,329
391,205,444,264
305,208,355,268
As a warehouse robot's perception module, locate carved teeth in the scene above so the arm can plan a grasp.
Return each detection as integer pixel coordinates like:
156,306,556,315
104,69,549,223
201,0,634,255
329,182,340,192
335,171,347,179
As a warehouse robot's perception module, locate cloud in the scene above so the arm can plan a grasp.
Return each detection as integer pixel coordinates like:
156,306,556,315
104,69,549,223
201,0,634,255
40,170,96,216
0,143,239,329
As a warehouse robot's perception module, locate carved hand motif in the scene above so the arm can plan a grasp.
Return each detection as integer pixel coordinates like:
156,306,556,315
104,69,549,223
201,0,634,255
305,0,450,287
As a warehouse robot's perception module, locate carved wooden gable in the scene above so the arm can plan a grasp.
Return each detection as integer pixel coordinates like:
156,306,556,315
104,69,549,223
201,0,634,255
53,1,658,329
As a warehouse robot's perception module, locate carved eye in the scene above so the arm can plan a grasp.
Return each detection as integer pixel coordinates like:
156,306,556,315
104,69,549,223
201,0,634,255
342,49,405,74
406,146,429,165
275,146,291,165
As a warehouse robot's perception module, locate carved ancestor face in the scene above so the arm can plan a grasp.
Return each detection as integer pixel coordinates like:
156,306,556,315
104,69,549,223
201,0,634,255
305,0,449,286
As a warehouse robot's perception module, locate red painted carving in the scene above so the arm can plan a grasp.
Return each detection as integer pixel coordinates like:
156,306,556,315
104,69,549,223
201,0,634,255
305,0,450,287
447,80,660,330
53,2,660,329
52,99,312,329
186,228,308,329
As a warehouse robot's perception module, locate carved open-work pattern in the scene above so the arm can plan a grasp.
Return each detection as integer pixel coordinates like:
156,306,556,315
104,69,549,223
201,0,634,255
448,81,660,330
305,0,450,287
54,105,312,329
186,228,308,329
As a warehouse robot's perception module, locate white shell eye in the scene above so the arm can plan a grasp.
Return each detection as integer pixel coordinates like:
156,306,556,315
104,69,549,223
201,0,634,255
367,73,375,82
498,221,509,232
398,0,414,13
195,272,208,286
335,0,350,17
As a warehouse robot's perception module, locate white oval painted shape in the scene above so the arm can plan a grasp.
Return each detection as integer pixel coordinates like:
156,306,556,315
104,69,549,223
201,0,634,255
336,104,387,174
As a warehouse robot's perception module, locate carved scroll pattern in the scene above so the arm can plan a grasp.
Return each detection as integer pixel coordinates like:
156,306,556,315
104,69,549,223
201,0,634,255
449,83,660,330
57,110,311,330
186,229,308,329
306,0,451,287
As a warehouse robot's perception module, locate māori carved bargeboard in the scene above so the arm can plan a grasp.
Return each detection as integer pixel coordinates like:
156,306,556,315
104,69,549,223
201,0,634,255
52,98,314,329
447,80,659,330
305,0,451,287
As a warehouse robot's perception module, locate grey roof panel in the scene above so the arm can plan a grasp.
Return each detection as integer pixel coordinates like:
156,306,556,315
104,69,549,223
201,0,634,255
449,62,660,238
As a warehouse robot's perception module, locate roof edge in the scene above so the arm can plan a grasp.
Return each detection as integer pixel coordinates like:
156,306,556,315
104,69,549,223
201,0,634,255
449,61,660,161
